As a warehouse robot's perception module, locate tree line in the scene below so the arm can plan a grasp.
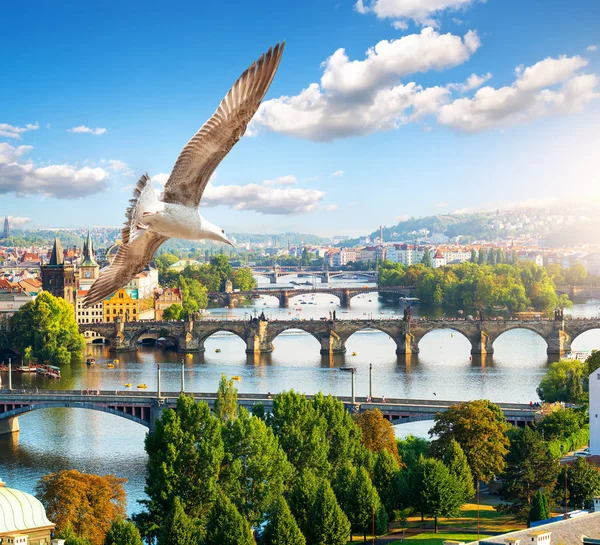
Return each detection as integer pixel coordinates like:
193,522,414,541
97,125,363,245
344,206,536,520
379,260,572,312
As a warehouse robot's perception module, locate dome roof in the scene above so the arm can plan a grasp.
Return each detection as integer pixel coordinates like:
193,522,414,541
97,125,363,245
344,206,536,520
0,482,54,534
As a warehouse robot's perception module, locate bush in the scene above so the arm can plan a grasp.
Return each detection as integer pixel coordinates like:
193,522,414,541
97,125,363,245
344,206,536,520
547,426,589,458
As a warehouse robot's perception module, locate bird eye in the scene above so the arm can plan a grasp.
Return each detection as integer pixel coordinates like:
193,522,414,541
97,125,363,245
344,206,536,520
222,229,225,233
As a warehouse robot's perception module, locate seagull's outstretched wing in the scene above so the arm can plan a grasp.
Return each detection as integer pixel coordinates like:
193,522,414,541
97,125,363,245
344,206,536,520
83,231,168,307
161,42,285,209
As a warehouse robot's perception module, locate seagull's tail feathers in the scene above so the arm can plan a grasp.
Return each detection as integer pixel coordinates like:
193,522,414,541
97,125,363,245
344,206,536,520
124,173,163,243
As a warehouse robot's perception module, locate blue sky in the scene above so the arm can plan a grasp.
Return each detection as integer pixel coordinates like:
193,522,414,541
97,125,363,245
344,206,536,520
2,0,599,236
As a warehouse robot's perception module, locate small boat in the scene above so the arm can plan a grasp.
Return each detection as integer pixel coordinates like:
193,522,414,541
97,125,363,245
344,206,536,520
124,383,132,388
137,384,148,389
107,363,115,368
113,359,119,364
231,375,242,381
86,358,96,365
352,352,358,356
16,366,37,373
215,348,222,353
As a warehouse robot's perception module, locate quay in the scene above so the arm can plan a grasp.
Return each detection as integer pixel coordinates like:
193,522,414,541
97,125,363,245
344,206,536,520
0,389,537,436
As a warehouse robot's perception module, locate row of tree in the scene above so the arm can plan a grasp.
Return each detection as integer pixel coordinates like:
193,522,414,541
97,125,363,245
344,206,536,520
378,261,572,312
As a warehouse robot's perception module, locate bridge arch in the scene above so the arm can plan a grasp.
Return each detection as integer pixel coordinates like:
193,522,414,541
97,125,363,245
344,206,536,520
569,326,600,350
197,328,249,352
491,326,549,350
344,326,399,355
0,403,151,429
131,328,181,350
270,324,325,347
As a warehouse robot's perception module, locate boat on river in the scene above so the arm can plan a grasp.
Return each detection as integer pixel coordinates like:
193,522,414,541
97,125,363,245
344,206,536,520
124,383,132,388
86,357,96,365
16,366,37,373
232,375,242,381
137,384,148,389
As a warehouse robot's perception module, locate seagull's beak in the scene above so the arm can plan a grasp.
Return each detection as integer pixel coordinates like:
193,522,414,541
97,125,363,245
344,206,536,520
225,238,235,247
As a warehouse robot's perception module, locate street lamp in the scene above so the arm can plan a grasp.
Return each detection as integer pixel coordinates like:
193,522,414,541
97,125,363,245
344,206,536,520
340,366,357,404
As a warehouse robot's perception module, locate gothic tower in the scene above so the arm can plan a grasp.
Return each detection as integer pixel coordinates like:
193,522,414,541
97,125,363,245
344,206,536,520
78,229,100,290
2,217,8,239
41,237,76,304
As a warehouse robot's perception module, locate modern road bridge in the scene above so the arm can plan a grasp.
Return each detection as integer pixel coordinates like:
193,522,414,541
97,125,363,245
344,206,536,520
0,389,536,436
79,316,598,356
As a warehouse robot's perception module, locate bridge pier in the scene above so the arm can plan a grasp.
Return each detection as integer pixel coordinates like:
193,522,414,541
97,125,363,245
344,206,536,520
0,416,19,436
246,320,274,354
339,289,351,308
178,321,203,352
279,291,289,308
396,333,420,354
470,331,494,355
320,331,346,355
546,328,571,355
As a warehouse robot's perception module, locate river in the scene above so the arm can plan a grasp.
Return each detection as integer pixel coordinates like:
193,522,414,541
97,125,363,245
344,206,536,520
1,275,599,513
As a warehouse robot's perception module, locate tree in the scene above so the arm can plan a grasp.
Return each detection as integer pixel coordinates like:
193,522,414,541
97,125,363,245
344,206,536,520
499,427,558,520
143,395,224,526
470,249,477,263
443,439,475,502
313,393,367,470
56,524,92,545
163,304,184,321
269,390,330,476
158,497,199,545
220,407,294,527
10,291,84,366
214,374,238,424
346,466,387,541
414,457,463,533
537,408,586,441
104,518,144,545
204,493,254,545
537,359,587,404
565,263,587,285
288,469,321,538
355,409,401,465
430,400,509,485
421,249,432,267
210,255,233,291
586,350,600,376
232,267,257,291
262,496,306,545
565,457,600,509
528,489,550,526
307,481,351,545
373,450,402,520
36,470,126,545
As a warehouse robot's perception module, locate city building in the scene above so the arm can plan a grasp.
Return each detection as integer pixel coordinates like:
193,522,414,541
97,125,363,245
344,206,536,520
41,238,75,305
591,367,600,456
124,267,159,299
17,278,42,296
155,287,182,320
0,478,55,544
104,288,139,322
432,249,446,268
77,229,99,292
2,216,9,239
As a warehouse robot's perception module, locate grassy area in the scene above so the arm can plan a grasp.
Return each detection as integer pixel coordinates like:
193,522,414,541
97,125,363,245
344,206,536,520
389,532,481,545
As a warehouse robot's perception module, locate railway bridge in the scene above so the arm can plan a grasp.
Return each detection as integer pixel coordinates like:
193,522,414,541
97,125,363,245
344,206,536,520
79,316,600,356
0,389,536,436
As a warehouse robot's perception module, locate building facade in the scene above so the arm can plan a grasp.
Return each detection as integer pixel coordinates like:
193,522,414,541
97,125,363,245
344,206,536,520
104,288,139,322
155,288,182,320
41,238,75,304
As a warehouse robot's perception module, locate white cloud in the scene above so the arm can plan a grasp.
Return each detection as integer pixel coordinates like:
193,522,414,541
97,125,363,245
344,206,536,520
331,170,345,177
356,0,483,27
392,20,408,30
251,28,478,141
587,45,598,53
102,159,135,177
7,216,32,228
0,122,39,139
150,172,169,186
438,56,599,132
0,143,109,199
67,126,107,135
202,183,327,215
263,175,298,186
448,72,491,92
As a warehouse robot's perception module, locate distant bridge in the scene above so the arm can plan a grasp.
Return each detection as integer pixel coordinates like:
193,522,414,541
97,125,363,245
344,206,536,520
0,389,536,436
78,317,597,356
208,286,415,308
249,268,378,284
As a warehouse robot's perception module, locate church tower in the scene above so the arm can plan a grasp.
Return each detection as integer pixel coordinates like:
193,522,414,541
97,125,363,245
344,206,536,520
2,217,8,239
41,237,76,304
78,229,100,290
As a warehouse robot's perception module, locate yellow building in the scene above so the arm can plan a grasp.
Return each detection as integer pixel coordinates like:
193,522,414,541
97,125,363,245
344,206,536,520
103,288,139,322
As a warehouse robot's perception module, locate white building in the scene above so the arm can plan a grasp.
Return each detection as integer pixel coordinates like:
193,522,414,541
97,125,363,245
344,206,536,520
590,367,600,456
124,267,159,299
0,290,33,317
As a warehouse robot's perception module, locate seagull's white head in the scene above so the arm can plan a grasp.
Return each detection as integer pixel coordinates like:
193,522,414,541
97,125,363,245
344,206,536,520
202,217,234,246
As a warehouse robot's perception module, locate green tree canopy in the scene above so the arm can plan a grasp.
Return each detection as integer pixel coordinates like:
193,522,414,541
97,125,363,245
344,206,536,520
537,360,587,404
288,469,321,539
214,374,238,424
307,480,351,545
220,407,294,527
103,519,143,545
528,489,550,526
162,304,184,321
414,457,464,533
10,291,84,365
144,395,224,526
499,427,559,520
204,493,254,545
232,267,257,291
443,439,475,502
158,497,199,545
430,400,510,484
536,408,586,441
564,457,600,509
373,450,402,520
262,496,306,545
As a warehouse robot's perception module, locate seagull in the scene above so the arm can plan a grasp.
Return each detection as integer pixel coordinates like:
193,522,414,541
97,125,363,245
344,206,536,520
84,43,285,307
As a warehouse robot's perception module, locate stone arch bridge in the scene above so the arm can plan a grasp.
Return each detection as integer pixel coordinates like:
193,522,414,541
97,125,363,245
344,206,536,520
209,286,415,308
250,268,378,284
79,317,600,356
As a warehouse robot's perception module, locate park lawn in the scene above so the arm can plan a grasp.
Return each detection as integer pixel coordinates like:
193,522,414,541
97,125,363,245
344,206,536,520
389,532,481,545
401,501,524,535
